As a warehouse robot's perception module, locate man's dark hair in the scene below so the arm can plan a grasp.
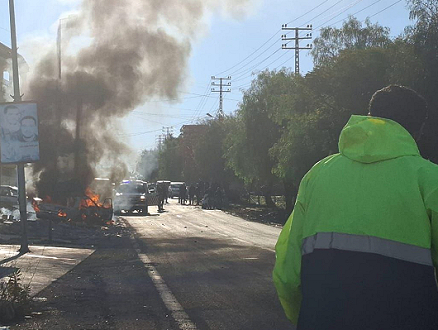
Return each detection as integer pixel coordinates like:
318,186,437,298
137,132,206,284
4,105,19,114
368,85,428,137
20,116,37,125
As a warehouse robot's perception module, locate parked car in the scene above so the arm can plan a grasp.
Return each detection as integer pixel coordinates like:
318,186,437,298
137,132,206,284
113,180,158,215
169,182,185,198
0,185,19,209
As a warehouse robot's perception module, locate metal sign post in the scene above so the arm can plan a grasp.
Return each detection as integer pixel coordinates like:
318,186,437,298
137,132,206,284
8,0,29,253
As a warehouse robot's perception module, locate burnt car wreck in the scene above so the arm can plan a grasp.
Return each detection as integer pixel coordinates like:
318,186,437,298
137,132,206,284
33,179,113,225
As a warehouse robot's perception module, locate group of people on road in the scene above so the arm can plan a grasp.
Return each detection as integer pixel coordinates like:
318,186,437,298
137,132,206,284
176,181,225,210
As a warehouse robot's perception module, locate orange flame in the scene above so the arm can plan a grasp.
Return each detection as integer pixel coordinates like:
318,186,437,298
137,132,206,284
80,187,102,209
32,199,40,213
58,210,67,217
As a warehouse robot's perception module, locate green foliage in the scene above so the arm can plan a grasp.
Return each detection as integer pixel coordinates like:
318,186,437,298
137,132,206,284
158,136,183,181
224,69,288,187
270,47,392,189
311,16,391,66
152,10,438,205
193,118,237,185
0,270,32,322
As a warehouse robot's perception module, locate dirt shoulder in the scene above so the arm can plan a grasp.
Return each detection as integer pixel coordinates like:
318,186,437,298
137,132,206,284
223,203,289,227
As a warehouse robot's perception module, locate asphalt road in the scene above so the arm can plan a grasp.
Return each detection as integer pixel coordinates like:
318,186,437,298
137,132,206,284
126,199,294,330
8,200,294,330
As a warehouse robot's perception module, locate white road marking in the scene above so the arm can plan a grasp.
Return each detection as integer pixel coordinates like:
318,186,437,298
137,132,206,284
25,254,77,261
136,252,197,330
126,228,197,330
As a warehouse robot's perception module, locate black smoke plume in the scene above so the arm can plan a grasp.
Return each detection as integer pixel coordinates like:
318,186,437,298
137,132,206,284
25,0,253,200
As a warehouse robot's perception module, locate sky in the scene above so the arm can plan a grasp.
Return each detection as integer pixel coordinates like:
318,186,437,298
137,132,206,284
0,0,415,157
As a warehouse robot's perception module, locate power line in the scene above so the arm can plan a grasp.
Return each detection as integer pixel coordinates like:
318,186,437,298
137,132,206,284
227,1,354,80
232,0,407,91
232,50,289,83
286,0,332,25
369,0,403,19
232,48,283,82
315,0,383,30
214,31,281,76
310,0,364,29
214,0,337,77
212,0,370,89
227,38,281,76
287,0,344,36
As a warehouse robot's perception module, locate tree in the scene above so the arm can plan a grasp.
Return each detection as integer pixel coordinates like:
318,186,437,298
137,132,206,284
191,118,242,194
224,70,286,207
311,16,391,66
269,47,393,212
158,136,183,181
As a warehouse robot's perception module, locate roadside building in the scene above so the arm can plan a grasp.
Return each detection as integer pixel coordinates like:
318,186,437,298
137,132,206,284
0,42,28,103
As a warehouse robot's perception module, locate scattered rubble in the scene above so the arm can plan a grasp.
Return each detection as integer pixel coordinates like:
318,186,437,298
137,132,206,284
224,204,288,226
0,217,128,248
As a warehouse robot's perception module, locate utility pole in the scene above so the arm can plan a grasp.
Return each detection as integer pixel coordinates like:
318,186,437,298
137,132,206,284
162,126,173,139
156,135,164,150
8,0,29,253
281,24,313,74
211,76,231,119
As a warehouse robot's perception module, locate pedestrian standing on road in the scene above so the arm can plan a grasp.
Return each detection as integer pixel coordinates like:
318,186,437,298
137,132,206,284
214,186,223,209
273,85,438,330
164,182,169,204
179,183,187,205
189,184,196,205
204,185,213,209
157,182,165,212
195,184,201,205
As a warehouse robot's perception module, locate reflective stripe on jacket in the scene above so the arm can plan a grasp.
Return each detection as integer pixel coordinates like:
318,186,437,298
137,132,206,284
273,115,438,324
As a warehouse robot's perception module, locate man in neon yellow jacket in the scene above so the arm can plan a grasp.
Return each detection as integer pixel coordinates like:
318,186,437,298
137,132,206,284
273,85,438,329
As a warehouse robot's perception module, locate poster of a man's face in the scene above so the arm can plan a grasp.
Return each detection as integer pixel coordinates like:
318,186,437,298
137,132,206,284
4,105,21,126
0,102,39,163
19,116,38,142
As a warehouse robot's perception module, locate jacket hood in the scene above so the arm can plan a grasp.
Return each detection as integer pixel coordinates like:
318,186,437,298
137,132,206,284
338,115,420,163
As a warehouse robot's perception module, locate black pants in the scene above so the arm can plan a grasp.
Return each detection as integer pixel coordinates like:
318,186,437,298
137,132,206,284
298,249,438,330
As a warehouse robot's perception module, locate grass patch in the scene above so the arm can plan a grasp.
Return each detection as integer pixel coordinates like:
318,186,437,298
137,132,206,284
0,270,32,323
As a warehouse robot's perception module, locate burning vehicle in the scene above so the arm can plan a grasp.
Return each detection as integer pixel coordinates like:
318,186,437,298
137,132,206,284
113,180,158,215
33,180,113,225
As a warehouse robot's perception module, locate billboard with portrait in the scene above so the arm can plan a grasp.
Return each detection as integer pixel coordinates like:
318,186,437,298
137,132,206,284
0,102,40,163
